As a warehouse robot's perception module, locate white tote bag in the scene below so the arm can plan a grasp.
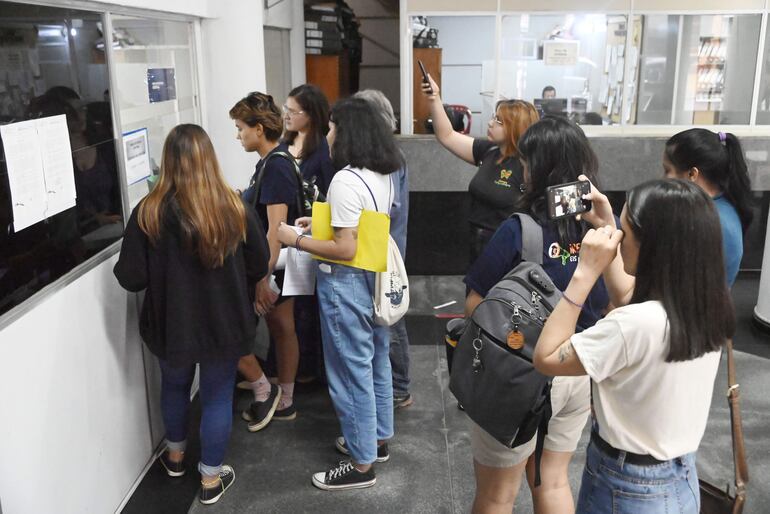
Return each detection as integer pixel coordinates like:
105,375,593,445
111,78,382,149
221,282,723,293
373,235,409,326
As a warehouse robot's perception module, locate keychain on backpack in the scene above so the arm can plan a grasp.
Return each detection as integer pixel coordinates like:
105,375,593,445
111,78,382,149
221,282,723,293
472,336,483,373
507,305,526,350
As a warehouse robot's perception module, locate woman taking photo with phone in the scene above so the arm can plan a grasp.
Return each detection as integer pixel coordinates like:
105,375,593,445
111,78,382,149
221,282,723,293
277,97,402,491
114,124,270,505
464,116,611,514
421,73,539,264
230,92,302,430
534,179,734,513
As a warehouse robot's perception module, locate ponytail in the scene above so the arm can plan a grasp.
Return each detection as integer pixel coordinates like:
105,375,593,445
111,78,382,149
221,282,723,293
665,128,754,233
722,133,754,233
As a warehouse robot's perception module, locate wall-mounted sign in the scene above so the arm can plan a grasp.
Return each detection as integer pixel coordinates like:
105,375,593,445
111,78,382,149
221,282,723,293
543,40,580,66
147,67,176,103
122,128,152,185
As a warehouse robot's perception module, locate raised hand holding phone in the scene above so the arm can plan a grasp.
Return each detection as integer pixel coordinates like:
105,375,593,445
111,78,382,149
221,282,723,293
575,174,615,229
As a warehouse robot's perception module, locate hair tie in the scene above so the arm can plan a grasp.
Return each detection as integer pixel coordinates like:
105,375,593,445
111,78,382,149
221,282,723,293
718,131,727,144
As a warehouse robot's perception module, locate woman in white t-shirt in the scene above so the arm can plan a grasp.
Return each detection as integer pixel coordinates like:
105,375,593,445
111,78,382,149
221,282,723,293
532,179,735,513
277,98,402,491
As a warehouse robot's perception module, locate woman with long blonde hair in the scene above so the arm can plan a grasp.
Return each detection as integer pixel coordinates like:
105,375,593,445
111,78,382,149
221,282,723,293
114,124,270,505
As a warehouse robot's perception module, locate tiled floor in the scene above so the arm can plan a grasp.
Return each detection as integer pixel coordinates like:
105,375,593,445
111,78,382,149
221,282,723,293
123,274,770,513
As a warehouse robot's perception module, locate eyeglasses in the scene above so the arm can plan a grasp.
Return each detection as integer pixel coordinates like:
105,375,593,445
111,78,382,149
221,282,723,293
492,115,503,125
282,105,305,117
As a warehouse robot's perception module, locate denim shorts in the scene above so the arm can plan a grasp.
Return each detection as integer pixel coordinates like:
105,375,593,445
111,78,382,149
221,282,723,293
577,436,700,514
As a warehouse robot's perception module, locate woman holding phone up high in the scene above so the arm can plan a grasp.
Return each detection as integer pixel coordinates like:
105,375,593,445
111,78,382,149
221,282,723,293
420,72,539,265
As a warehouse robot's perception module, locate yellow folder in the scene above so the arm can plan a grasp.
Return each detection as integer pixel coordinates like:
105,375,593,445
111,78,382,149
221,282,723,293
310,201,390,272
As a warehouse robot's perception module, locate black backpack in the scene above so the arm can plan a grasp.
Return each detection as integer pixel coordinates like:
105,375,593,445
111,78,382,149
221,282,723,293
250,151,324,217
449,213,560,485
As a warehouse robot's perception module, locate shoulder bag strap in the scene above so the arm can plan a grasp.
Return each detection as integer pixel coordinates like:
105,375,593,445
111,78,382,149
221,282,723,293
510,213,543,265
726,339,749,495
344,168,378,212
253,151,305,213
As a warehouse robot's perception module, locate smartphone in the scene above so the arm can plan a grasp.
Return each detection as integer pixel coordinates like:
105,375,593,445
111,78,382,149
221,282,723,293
417,60,432,94
545,180,592,220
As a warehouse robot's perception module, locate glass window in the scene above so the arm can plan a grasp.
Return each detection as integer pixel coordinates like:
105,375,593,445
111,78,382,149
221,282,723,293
637,14,761,125
754,20,770,124
0,2,123,317
110,16,199,209
412,15,496,137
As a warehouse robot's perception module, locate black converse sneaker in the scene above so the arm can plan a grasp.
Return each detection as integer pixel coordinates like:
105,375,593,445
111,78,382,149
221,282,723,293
335,437,390,463
199,465,235,505
242,384,281,432
311,460,376,491
159,451,185,477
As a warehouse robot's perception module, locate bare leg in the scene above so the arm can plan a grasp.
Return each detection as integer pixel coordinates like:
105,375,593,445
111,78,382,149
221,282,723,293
472,458,528,514
525,450,575,514
237,353,264,382
267,298,299,385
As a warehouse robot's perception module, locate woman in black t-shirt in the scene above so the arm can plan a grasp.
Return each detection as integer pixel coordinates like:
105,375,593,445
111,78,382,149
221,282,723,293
421,74,539,264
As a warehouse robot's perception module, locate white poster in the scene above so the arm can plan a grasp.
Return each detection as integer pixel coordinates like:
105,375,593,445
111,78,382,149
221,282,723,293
0,119,47,231
543,40,579,66
122,128,152,185
37,115,77,217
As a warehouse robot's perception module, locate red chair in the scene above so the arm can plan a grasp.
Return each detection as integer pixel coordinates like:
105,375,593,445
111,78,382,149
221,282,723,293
444,104,472,134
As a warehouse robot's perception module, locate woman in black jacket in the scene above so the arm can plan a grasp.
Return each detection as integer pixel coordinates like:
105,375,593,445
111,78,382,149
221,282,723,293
114,124,270,505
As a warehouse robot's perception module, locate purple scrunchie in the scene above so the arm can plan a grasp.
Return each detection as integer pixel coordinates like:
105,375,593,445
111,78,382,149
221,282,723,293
718,131,727,143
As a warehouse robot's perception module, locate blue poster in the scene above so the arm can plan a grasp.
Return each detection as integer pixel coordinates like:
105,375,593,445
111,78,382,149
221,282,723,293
147,68,177,103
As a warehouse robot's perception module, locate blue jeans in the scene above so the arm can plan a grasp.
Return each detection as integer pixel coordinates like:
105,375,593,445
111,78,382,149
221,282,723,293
577,438,700,514
159,358,238,476
316,262,394,465
389,318,411,396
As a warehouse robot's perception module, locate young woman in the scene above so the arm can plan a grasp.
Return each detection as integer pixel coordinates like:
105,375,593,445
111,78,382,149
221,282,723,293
353,88,413,409
464,116,610,514
663,128,753,286
421,74,540,264
114,124,270,505
276,98,403,491
229,92,302,430
283,83,336,195
534,179,734,514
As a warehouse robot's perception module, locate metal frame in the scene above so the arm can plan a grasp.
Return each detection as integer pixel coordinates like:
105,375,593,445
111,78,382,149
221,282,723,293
0,0,203,329
401,6,770,135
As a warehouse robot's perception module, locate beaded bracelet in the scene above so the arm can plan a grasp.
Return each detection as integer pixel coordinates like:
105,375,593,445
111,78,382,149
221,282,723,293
295,233,306,251
562,292,584,309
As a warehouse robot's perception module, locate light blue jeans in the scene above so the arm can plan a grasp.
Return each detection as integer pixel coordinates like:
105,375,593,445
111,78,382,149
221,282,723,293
389,318,411,397
577,437,700,514
316,262,394,465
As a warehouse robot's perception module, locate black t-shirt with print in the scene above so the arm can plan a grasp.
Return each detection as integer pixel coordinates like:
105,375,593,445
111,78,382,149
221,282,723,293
468,139,524,231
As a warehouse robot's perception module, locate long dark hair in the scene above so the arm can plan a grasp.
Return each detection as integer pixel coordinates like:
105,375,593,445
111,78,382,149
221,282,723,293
665,128,753,233
517,116,599,246
329,98,402,174
282,84,329,159
627,179,734,362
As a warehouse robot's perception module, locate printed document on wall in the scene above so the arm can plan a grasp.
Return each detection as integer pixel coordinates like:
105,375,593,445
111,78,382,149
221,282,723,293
37,115,77,217
0,119,47,230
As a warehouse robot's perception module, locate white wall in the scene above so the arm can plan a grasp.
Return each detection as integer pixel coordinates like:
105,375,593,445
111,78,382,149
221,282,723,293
201,0,267,189
0,255,153,514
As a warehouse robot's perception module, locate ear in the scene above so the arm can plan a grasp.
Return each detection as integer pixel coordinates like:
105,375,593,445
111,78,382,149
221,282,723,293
687,166,700,182
254,123,265,137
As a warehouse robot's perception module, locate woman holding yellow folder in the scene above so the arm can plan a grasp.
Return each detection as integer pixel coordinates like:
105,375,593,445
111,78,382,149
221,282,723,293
277,98,403,491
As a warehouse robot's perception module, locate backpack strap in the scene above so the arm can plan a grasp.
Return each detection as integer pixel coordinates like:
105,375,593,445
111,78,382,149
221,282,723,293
510,213,543,265
344,168,380,212
251,151,305,214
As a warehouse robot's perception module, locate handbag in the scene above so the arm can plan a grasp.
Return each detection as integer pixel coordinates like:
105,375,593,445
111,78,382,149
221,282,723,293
699,340,748,514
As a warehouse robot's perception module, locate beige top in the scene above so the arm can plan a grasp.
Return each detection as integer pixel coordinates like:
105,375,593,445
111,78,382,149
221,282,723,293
571,300,721,460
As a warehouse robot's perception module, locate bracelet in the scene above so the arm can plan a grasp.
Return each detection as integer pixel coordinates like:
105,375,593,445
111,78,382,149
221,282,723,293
295,233,306,251
562,292,584,309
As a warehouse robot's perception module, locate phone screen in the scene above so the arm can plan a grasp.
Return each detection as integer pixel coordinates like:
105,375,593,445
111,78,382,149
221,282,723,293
546,180,592,220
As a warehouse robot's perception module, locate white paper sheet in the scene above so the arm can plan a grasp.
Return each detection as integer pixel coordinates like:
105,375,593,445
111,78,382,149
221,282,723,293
0,120,47,230
37,115,76,217
122,128,152,185
283,226,316,296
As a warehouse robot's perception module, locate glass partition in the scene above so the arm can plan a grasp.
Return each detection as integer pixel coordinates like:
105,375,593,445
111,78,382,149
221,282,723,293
110,16,199,209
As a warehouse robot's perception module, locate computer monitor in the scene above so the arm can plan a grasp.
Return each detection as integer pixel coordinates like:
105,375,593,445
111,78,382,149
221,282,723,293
534,98,568,118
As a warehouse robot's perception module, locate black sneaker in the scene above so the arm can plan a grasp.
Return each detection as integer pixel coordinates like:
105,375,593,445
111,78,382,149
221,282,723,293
159,451,185,477
273,403,297,421
311,460,376,491
199,465,235,505
335,437,389,463
242,384,281,432
393,393,413,409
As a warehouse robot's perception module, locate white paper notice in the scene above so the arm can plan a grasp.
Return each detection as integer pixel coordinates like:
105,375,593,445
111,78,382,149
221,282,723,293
38,115,77,217
122,128,152,185
0,120,47,230
283,226,316,296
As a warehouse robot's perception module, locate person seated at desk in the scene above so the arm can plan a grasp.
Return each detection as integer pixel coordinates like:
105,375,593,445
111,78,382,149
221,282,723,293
542,85,557,99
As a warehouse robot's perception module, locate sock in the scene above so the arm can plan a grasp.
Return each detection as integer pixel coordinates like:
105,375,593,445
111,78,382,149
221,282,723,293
251,374,271,402
279,382,294,409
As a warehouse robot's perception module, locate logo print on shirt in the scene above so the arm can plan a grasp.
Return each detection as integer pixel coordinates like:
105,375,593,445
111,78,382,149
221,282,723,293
494,169,513,187
548,242,581,266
